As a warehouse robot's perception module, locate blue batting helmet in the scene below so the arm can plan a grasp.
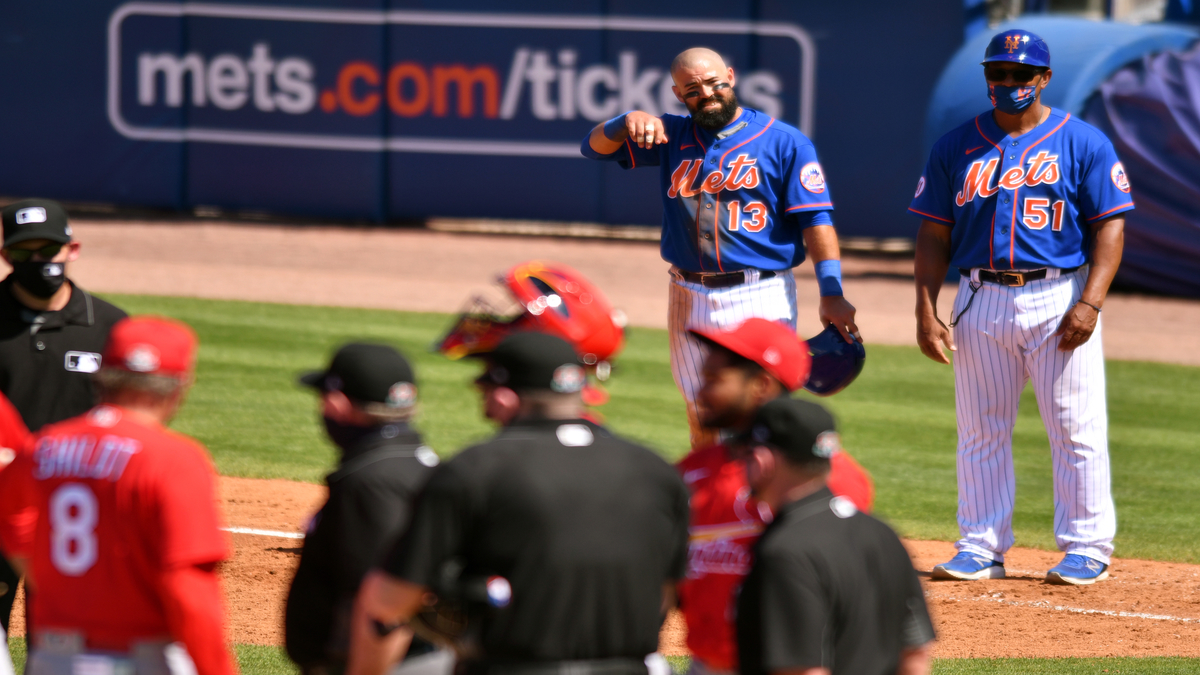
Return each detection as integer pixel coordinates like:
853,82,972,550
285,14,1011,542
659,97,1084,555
801,324,866,397
982,29,1050,68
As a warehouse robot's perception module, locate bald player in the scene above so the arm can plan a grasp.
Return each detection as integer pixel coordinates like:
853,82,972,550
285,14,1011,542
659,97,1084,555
580,47,859,448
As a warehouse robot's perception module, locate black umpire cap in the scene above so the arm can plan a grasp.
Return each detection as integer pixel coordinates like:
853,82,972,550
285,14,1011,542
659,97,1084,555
300,342,417,410
473,331,586,393
2,199,73,248
746,397,841,465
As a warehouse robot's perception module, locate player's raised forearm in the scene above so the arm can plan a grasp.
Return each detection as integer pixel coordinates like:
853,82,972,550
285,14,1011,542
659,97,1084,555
1082,216,1124,308
587,124,626,155
914,221,952,318
160,565,237,675
586,111,667,155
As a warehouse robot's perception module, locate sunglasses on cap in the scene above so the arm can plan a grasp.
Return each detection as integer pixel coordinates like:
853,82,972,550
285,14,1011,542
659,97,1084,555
984,66,1045,84
5,243,64,263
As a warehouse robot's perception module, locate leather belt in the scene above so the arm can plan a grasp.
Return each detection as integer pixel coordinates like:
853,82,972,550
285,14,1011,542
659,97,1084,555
677,269,777,289
961,266,1079,287
467,658,648,675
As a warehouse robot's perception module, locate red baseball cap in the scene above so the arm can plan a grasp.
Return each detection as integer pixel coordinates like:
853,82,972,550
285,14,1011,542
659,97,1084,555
103,316,198,378
689,318,811,391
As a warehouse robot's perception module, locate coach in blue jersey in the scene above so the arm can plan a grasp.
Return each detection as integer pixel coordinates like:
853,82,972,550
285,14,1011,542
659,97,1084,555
580,47,859,449
911,30,1131,585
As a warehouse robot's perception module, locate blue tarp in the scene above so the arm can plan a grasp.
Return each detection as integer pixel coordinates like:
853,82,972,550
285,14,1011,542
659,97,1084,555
1083,43,1200,297
923,17,1200,298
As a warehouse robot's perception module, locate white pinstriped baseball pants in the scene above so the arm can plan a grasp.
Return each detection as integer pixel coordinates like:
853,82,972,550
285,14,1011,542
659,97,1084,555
951,266,1115,564
668,268,797,448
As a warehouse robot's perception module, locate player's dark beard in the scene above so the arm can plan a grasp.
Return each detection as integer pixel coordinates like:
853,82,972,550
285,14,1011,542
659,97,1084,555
690,88,740,130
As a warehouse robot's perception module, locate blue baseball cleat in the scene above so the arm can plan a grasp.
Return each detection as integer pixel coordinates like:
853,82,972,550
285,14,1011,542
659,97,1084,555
931,552,1006,580
1046,554,1109,585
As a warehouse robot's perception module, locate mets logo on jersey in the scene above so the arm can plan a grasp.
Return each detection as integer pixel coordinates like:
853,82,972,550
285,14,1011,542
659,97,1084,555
955,150,1061,206
1110,162,1131,193
799,162,826,193
914,176,926,198
667,154,760,199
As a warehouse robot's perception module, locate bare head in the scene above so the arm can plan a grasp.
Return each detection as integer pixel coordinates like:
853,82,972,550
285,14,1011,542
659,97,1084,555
670,48,740,130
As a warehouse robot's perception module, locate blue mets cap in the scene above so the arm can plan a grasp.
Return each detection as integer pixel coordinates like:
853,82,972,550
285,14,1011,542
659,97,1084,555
982,29,1050,68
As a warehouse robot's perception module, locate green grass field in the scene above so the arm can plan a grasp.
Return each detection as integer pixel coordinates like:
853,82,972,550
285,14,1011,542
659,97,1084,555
94,294,1200,674
8,642,1198,675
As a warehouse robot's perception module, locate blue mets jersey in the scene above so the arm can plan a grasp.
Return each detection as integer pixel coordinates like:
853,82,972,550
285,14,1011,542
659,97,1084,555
909,107,1134,270
582,108,834,273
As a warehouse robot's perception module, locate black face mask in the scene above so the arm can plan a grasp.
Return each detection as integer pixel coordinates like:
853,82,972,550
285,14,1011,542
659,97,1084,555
322,415,374,453
11,261,66,299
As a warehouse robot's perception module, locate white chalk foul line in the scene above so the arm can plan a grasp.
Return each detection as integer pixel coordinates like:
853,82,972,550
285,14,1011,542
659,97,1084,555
223,526,305,540
934,593,1198,624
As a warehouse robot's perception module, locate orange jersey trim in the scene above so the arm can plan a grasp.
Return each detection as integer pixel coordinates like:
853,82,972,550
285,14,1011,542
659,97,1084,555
786,202,834,212
1087,202,1134,221
623,138,636,168
711,118,775,272
988,211,996,269
1009,113,1071,267
908,207,954,224
974,115,1003,152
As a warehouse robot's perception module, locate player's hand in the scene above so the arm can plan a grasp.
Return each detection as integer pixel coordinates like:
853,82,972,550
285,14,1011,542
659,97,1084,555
917,312,955,364
819,296,860,344
626,111,668,149
1055,302,1099,351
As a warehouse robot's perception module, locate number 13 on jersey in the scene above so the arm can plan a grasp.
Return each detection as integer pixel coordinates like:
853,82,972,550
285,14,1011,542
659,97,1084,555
726,201,768,232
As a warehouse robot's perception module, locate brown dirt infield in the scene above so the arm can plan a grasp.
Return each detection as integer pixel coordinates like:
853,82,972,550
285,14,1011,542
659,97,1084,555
221,478,1200,658
22,219,1198,659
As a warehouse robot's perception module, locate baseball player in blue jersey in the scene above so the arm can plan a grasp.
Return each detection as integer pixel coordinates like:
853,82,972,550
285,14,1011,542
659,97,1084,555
911,30,1131,585
580,47,859,448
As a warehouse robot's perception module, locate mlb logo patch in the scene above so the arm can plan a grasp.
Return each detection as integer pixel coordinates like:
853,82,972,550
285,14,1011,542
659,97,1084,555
15,207,47,225
65,351,102,373
799,162,826,194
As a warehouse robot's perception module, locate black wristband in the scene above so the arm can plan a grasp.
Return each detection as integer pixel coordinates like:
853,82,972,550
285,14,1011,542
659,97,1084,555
1077,300,1102,313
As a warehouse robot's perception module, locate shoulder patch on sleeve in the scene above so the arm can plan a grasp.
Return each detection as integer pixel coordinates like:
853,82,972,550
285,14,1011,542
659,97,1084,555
1110,162,1131,193
914,176,926,198
800,162,826,194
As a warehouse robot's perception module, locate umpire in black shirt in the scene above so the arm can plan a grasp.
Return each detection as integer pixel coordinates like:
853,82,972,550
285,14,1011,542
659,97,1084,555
0,199,125,632
737,398,935,675
287,343,448,675
0,199,126,432
348,331,690,675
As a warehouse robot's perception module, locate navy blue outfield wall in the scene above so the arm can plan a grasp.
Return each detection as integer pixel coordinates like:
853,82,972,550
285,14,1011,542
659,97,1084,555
0,1,963,237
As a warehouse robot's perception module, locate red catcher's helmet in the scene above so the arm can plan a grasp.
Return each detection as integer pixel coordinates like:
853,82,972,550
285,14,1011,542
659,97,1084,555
436,261,626,378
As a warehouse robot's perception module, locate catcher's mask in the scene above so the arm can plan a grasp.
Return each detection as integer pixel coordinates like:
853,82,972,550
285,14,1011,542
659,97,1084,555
436,261,626,402
802,324,866,396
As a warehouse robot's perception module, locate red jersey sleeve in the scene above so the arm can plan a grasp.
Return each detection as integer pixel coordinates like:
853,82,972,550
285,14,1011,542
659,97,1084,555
0,449,37,559
828,450,875,514
0,392,30,462
148,435,230,569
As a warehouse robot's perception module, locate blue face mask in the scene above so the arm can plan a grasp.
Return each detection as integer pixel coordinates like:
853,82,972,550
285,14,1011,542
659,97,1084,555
989,83,1038,114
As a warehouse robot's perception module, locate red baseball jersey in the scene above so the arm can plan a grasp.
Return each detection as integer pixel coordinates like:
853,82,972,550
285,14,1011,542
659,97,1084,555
0,390,31,464
676,444,873,671
0,404,229,650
